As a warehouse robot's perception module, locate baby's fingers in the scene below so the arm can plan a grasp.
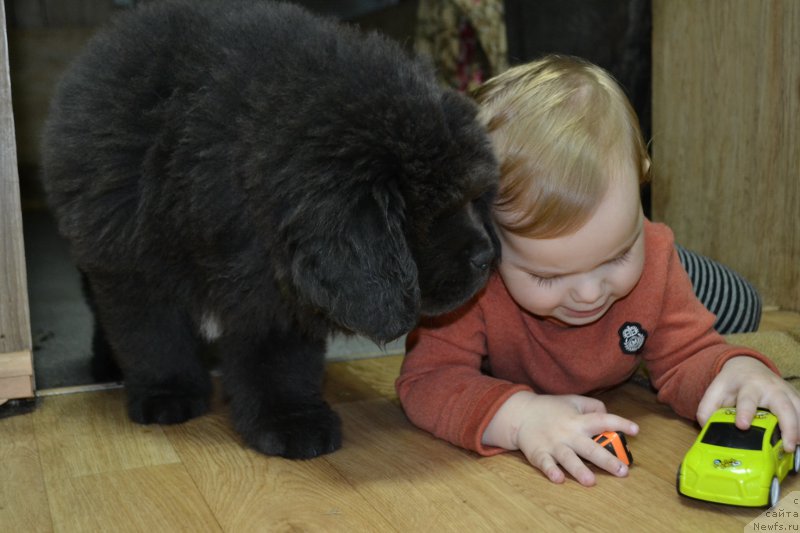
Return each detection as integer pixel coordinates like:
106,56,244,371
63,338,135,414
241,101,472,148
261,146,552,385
577,436,630,480
524,448,566,485
585,413,640,438
553,444,597,487
568,395,608,415
733,394,758,431
696,383,736,427
523,445,596,486
762,393,800,451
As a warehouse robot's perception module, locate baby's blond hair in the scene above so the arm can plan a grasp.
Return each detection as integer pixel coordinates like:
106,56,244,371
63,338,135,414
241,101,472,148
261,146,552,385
472,55,650,238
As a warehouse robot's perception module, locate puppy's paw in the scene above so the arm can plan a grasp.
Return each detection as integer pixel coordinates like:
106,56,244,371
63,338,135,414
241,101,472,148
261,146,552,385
240,403,342,459
127,391,210,425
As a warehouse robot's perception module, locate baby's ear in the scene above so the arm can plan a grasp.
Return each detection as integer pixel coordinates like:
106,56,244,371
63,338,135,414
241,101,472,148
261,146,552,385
642,157,652,181
290,184,420,342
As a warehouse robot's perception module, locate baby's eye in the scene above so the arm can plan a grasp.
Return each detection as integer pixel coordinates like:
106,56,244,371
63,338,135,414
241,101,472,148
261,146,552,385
611,250,631,265
530,273,560,288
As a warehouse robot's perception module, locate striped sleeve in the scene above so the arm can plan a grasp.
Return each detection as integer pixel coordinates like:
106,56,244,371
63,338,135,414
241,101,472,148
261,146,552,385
675,245,762,334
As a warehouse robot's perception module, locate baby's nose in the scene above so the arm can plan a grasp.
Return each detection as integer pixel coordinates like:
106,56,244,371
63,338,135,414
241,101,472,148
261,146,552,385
571,276,604,304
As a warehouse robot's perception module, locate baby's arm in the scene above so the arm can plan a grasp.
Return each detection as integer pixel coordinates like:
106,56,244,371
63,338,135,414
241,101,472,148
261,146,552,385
697,356,800,451
482,391,639,486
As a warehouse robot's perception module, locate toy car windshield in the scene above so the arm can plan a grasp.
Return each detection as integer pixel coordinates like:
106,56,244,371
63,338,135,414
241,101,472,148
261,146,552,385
700,422,765,450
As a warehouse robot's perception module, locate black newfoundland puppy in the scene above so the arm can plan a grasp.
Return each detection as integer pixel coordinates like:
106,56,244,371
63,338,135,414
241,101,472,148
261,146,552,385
41,0,499,458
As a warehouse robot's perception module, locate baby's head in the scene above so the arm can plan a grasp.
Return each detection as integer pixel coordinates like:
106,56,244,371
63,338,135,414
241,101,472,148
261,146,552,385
473,54,650,238
473,55,650,325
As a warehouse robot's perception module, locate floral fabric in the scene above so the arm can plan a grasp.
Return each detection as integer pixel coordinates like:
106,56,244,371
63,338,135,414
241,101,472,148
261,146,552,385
415,0,508,91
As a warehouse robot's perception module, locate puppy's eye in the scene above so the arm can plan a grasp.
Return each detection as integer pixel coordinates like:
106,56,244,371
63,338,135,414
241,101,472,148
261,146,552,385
469,186,496,210
436,185,496,221
476,185,496,203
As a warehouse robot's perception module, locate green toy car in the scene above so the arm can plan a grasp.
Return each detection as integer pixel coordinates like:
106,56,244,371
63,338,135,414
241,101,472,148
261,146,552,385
677,408,800,507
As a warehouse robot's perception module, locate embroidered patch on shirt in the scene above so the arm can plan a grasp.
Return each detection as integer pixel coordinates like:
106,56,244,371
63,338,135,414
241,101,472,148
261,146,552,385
618,322,648,354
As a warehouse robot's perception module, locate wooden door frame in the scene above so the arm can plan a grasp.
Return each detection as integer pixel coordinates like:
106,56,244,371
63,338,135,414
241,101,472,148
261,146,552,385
0,0,34,403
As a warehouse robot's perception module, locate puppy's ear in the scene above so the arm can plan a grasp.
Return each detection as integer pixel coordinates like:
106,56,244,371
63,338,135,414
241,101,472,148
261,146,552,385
291,184,420,342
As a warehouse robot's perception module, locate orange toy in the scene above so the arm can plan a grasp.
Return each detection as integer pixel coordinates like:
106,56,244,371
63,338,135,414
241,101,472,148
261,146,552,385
594,431,633,466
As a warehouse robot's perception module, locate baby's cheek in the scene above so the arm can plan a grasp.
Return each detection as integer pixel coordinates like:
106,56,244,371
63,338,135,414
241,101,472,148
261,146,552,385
507,280,558,316
525,287,565,315
618,264,644,296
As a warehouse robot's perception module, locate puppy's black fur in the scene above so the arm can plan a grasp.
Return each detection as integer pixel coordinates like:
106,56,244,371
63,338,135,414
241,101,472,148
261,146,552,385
41,0,499,458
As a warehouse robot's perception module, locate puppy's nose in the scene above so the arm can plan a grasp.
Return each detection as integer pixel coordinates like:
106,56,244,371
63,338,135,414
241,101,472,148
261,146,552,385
470,248,494,271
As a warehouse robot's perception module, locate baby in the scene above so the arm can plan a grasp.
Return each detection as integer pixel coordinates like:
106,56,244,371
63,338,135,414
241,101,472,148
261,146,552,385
396,55,800,486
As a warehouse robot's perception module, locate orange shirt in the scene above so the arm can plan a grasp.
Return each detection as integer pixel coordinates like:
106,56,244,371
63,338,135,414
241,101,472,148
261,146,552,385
396,221,779,456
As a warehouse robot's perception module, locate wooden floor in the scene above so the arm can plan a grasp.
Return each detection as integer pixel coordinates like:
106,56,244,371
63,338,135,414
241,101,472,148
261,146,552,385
3,311,800,532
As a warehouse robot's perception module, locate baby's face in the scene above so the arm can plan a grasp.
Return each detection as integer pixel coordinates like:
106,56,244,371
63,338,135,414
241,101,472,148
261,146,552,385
496,171,645,326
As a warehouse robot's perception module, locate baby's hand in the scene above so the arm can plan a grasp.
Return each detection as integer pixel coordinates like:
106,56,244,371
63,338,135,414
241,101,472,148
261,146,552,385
482,391,639,486
697,356,800,452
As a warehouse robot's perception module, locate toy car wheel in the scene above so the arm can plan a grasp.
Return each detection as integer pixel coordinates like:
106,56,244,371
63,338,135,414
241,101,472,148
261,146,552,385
793,446,800,474
769,476,780,508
